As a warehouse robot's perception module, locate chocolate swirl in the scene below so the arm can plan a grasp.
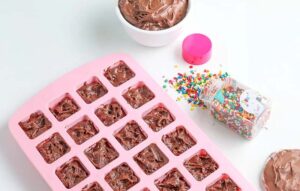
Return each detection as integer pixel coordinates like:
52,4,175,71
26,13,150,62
263,149,300,191
119,0,188,31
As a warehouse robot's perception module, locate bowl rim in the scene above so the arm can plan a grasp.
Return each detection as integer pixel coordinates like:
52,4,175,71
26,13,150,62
115,0,191,34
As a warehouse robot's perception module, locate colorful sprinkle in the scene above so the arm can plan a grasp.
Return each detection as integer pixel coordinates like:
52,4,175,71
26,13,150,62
163,69,229,110
162,67,270,140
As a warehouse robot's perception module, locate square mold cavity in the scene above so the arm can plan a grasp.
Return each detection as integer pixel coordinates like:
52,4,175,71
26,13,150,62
104,163,139,191
104,60,135,87
49,93,80,122
122,82,155,109
56,157,89,189
66,116,99,145
155,168,190,191
184,149,219,181
84,138,119,169
206,174,241,191
134,143,169,175
95,98,127,126
82,181,103,191
77,77,108,104
36,132,70,164
162,126,196,156
114,120,147,150
143,103,175,132
18,111,52,139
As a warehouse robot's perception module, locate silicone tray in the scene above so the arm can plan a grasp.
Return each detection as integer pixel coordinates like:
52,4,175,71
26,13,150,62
9,54,255,191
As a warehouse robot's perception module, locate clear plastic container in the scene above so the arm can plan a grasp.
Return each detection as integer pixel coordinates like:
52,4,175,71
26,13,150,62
200,77,271,139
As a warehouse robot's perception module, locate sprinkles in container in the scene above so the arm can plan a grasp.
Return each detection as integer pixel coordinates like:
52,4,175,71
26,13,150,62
200,77,271,139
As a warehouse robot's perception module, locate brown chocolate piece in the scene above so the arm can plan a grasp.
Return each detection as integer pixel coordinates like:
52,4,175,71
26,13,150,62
105,163,139,191
77,80,108,104
104,61,135,87
155,168,190,191
262,149,300,191
143,106,174,132
37,133,70,164
95,101,126,126
19,112,52,139
162,126,196,156
67,119,98,145
56,158,89,189
206,174,240,191
184,150,218,181
82,182,103,191
114,120,147,150
50,97,79,121
134,143,168,175
118,0,189,31
123,84,154,109
142,188,150,191
85,138,119,169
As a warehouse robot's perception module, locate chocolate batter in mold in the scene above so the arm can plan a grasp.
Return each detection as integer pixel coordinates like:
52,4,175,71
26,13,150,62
67,118,98,145
105,163,139,191
95,100,126,126
50,95,79,121
37,133,70,164
77,78,108,104
123,83,155,109
82,182,103,191
143,104,174,132
162,126,196,156
19,111,52,139
85,138,119,169
114,120,147,150
134,143,169,175
55,157,89,189
9,55,255,190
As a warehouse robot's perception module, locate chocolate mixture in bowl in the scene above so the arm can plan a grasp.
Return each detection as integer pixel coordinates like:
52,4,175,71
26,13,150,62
119,0,189,31
262,149,300,191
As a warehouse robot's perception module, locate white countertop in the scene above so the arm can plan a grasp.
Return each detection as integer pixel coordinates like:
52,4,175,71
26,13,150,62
0,0,300,190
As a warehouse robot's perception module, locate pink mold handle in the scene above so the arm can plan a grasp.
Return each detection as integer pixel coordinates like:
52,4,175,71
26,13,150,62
200,77,271,140
9,54,255,191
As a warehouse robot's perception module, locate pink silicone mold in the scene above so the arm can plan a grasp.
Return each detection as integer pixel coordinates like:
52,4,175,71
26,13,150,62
9,54,255,191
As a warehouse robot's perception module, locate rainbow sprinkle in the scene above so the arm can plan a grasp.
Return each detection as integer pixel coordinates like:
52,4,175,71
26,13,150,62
163,68,229,110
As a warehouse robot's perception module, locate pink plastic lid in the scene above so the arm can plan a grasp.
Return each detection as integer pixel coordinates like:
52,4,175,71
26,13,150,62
182,33,212,65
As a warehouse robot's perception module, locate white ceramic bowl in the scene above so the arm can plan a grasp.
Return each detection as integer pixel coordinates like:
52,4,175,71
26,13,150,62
116,1,191,47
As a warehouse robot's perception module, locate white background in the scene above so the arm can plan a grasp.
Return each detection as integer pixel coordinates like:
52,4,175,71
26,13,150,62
0,0,300,190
